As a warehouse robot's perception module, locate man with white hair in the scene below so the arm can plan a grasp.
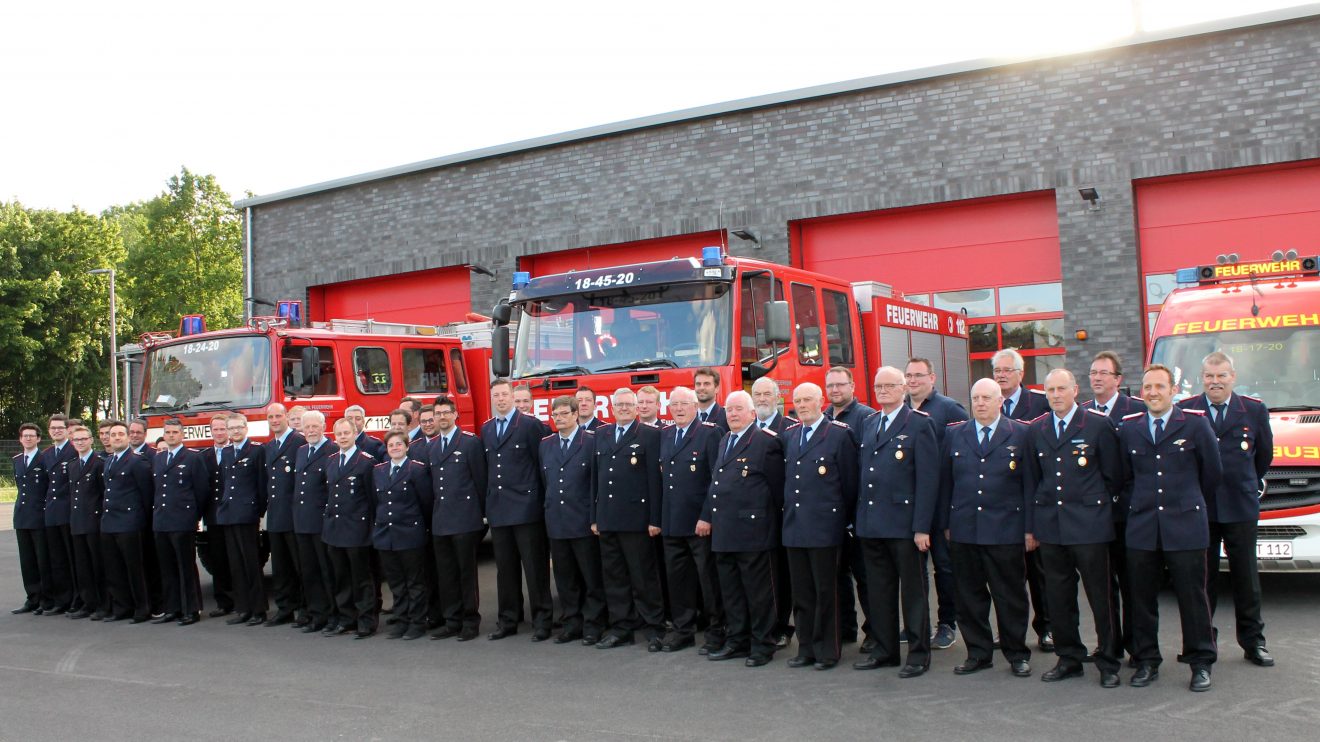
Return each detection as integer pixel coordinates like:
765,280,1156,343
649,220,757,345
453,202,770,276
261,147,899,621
751,377,792,433
592,387,666,651
751,375,794,646
344,405,385,460
292,410,335,632
696,390,785,667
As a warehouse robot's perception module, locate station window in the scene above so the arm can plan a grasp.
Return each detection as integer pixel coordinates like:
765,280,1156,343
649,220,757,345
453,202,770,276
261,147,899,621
281,344,337,397
403,347,448,394
955,281,1066,388
822,289,855,366
353,347,392,395
791,283,823,366
449,348,469,394
933,288,996,318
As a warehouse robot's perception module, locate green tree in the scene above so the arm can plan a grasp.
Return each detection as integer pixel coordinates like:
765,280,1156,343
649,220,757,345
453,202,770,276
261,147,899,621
0,202,124,433
119,167,244,337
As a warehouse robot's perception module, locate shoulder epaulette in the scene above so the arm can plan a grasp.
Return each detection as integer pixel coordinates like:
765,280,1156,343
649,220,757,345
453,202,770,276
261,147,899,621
761,428,778,436
461,430,475,436
1121,412,1144,420
373,461,388,469
1085,408,1108,417
785,421,803,430
582,429,595,437
408,459,425,467
863,410,882,420
1183,408,1206,416
700,421,718,427
357,451,376,460
911,408,930,417
1241,394,1265,405
482,417,495,425
947,420,968,427
541,433,556,441
1029,388,1046,395
829,419,850,429
1029,412,1052,424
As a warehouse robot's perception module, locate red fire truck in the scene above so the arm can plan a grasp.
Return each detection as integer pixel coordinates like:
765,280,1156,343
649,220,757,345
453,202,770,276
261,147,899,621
490,246,971,420
1148,251,1320,570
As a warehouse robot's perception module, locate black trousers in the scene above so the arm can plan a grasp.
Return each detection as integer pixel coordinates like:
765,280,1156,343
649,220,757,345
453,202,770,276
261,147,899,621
773,544,795,639
155,531,200,616
1109,525,1133,656
1208,520,1266,650
1127,546,1217,668
434,529,485,632
268,530,303,618
327,544,377,632
204,525,235,611
663,534,725,644
141,527,163,614
1025,547,1050,639
786,546,841,662
838,533,873,640
549,535,607,638
379,547,429,631
295,533,334,626
862,537,931,667
715,549,777,658
43,524,75,610
224,524,267,617
1040,542,1120,673
923,529,959,628
14,527,48,609
490,522,552,632
599,531,665,638
101,531,149,620
950,541,1030,662
71,532,105,614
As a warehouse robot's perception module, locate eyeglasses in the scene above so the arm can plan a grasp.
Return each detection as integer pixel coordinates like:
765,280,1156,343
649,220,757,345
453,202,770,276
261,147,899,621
903,373,930,380
70,437,92,443
992,368,1019,376
874,383,904,392
1088,370,1117,377
824,382,851,389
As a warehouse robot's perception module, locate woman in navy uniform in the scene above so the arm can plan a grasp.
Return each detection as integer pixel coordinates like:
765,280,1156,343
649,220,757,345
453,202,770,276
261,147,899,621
938,379,1035,678
323,418,380,639
372,431,433,640
539,396,606,645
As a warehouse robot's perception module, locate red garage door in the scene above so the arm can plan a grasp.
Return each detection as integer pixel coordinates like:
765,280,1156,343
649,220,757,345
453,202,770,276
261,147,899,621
309,266,471,325
792,192,1065,384
519,231,725,277
1136,160,1320,336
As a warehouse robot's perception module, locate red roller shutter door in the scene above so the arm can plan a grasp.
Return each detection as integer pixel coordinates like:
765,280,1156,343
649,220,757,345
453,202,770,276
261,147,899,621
309,267,471,324
519,231,725,277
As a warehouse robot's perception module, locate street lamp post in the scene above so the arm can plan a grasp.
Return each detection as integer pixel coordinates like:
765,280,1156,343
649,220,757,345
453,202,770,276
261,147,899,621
88,268,119,419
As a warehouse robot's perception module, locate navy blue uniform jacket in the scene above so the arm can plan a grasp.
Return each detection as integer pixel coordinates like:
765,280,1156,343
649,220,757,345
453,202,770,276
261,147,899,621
429,430,488,537
42,443,78,527
701,427,785,553
12,451,49,530
322,449,376,548
372,459,433,551
152,447,210,533
68,452,105,536
938,418,1033,545
539,430,595,540
292,440,333,535
856,407,940,539
1119,408,1222,551
1023,408,1121,545
481,412,545,528
659,421,722,537
216,440,266,526
782,419,857,548
1177,393,1273,524
264,431,307,533
591,422,662,532
101,451,154,534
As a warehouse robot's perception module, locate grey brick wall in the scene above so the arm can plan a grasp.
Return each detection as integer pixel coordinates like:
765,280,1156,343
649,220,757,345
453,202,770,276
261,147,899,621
250,15,1320,379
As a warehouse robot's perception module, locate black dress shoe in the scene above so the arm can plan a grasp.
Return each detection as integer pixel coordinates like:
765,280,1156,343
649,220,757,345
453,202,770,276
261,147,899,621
1100,671,1120,688
745,655,772,667
1041,662,1084,682
457,628,480,641
292,616,311,628
853,656,901,671
387,626,408,639
300,622,326,634
1038,632,1055,651
860,636,878,653
209,607,235,618
707,645,750,661
151,613,182,624
324,624,352,637
403,627,427,640
226,613,252,626
647,637,664,653
487,627,517,640
582,635,601,646
67,610,92,620
11,604,38,615
33,608,45,616
178,613,201,626
264,613,294,627
595,634,634,649
43,607,68,616
661,635,694,653
530,628,552,643
553,631,581,644
103,614,128,623
814,659,838,671
1129,665,1159,687
698,640,722,656
1010,660,1031,677
246,614,267,627
787,655,816,668
353,629,375,640
953,658,994,675
774,634,790,649
431,627,459,640
90,612,106,621
130,615,150,624
898,663,928,678
1189,667,1212,692
1245,647,1275,667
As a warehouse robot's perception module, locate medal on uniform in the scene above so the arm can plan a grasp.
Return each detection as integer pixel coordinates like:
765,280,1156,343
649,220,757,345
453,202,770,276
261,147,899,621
1009,460,1017,470
1241,440,1249,450
1077,456,1087,467
285,466,292,473
690,464,697,472
742,469,748,477
631,456,638,465
895,450,904,460
818,465,827,475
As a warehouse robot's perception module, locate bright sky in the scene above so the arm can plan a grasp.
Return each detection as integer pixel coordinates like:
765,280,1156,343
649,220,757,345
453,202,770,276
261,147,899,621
2,0,1312,212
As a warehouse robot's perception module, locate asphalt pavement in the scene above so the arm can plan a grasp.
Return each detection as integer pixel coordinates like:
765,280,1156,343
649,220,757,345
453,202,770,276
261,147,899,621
1,531,1319,741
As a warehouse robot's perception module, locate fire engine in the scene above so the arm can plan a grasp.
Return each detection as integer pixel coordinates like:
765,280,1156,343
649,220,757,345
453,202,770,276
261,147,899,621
1148,251,1320,570
491,246,971,419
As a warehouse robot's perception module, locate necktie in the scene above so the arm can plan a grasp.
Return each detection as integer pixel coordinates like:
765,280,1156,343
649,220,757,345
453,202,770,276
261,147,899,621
877,415,888,444
1212,403,1226,426
616,426,623,444
674,428,684,448
340,453,347,469
1097,404,1108,414
1003,399,1013,417
800,425,811,449
561,437,569,454
725,433,739,459
1058,418,1067,440
700,411,708,423
980,426,991,449
438,436,448,455
1153,418,1165,442
497,418,507,438
391,464,400,478
166,451,175,467
760,420,768,429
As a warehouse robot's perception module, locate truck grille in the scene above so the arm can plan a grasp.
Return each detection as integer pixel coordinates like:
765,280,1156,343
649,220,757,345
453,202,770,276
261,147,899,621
1296,414,1320,424
1262,468,1320,512
1257,525,1306,539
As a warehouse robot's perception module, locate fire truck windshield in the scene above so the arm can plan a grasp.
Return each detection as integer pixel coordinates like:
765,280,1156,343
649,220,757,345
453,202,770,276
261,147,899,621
512,282,733,378
1150,326,1320,409
140,335,273,413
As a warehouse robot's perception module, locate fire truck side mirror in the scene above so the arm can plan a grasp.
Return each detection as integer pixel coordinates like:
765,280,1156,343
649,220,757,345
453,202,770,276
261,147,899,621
492,325,511,378
764,301,791,345
492,301,513,325
300,347,321,385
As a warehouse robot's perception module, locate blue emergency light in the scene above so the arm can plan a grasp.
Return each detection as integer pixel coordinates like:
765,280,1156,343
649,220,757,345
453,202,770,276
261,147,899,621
277,300,303,328
512,271,531,289
701,246,724,267
1174,267,1200,285
179,315,206,335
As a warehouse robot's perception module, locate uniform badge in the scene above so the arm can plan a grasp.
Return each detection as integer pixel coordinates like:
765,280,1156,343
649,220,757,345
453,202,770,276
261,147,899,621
741,469,748,477
1009,460,1017,470
894,450,904,460
1174,439,1186,446
818,465,827,476
1077,456,1088,467
630,456,638,466
285,466,292,473
690,464,697,472
1241,440,1249,451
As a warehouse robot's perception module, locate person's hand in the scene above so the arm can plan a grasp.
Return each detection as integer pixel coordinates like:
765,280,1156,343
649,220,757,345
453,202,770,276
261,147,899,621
695,520,712,537
648,525,661,537
590,523,599,536
1025,533,1039,552
914,532,931,552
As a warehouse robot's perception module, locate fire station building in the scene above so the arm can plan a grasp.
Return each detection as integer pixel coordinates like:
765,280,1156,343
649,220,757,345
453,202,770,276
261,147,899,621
238,7,1320,384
